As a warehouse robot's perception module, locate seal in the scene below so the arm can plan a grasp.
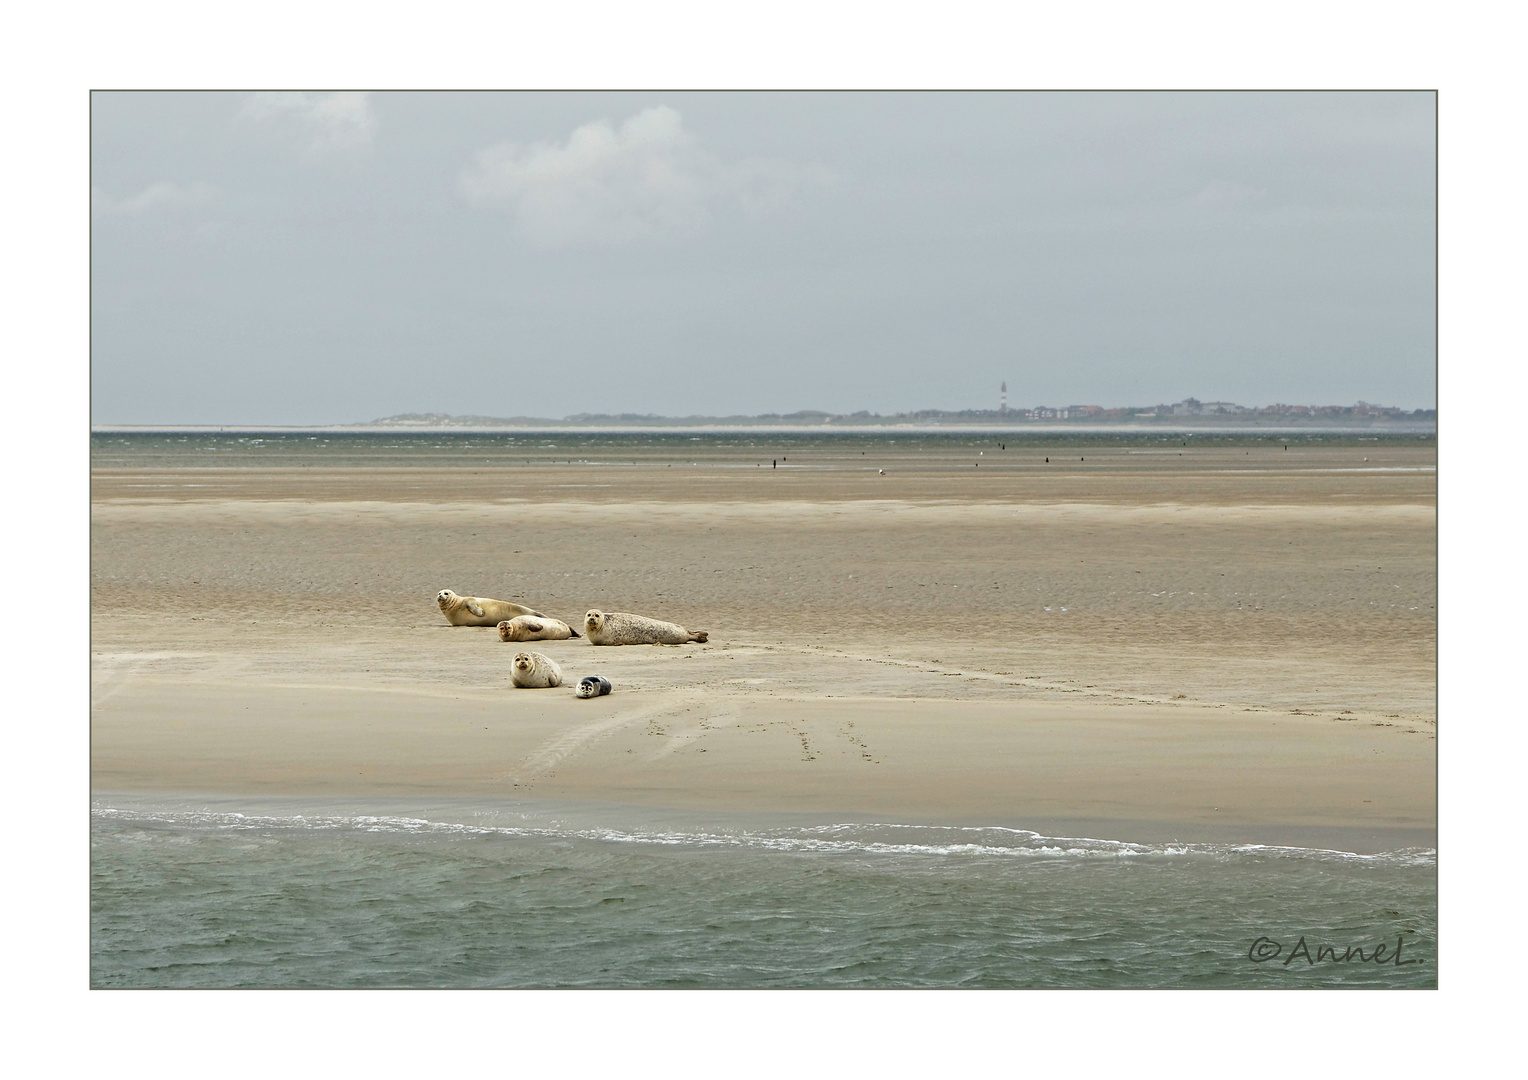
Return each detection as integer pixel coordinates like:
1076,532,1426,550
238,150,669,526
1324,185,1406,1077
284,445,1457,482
575,675,612,699
498,615,581,642
510,651,563,688
436,589,546,627
583,609,708,646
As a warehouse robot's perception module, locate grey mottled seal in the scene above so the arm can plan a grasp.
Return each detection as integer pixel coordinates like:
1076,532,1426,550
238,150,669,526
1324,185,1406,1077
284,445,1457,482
584,609,708,646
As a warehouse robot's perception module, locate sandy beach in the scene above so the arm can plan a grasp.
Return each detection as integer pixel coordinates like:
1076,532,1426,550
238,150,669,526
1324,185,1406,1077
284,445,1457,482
91,437,1436,851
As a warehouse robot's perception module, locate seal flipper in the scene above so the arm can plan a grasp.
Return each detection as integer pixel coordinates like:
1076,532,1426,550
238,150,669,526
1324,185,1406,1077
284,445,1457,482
467,600,485,618
689,630,709,643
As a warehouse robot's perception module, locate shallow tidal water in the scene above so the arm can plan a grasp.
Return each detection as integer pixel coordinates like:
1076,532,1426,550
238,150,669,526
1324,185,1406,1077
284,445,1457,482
91,797,1436,989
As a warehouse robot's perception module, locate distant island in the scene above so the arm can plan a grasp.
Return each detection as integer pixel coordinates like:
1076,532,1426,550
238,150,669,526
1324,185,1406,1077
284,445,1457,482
367,398,1435,430
90,398,1438,434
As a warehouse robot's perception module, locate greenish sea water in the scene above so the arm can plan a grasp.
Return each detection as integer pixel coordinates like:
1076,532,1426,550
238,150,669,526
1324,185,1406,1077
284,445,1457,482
91,797,1436,989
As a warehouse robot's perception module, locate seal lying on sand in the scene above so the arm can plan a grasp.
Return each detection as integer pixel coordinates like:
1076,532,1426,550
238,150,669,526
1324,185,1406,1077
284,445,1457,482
498,616,580,642
584,609,708,646
510,651,563,688
437,589,546,627
576,675,612,698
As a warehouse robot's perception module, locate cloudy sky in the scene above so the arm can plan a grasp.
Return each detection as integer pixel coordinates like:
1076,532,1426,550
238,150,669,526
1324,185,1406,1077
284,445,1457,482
90,91,1435,424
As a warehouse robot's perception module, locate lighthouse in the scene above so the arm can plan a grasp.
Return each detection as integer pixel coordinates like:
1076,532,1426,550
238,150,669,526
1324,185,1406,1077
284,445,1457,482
1000,381,1008,414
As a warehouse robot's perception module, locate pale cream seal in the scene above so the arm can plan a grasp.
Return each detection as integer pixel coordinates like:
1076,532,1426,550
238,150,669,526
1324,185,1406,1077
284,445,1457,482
583,609,709,646
498,615,580,641
510,651,563,688
436,589,546,627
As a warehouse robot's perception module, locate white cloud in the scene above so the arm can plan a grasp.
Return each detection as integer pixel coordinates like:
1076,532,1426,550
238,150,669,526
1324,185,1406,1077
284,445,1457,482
459,106,833,246
242,91,377,152
91,181,216,217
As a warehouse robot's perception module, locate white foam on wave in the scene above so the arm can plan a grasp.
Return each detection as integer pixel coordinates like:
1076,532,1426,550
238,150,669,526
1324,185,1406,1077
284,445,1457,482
92,805,1436,867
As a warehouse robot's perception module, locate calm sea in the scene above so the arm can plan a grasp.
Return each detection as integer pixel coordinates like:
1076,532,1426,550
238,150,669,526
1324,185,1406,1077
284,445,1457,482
91,796,1435,989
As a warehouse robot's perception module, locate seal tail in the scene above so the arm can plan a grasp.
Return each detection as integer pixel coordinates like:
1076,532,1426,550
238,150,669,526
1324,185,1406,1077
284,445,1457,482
570,629,583,638
689,630,709,643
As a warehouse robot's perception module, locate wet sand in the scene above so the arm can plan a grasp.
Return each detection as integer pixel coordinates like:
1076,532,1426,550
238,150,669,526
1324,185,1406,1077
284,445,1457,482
91,438,1436,849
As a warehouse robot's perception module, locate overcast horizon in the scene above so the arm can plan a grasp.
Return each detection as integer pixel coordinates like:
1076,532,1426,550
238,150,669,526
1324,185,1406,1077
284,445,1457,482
91,91,1436,425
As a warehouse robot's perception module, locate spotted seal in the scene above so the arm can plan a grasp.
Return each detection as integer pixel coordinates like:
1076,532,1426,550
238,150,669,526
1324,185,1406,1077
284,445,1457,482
583,609,708,646
498,615,581,642
510,651,563,688
436,589,546,627
575,675,612,699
